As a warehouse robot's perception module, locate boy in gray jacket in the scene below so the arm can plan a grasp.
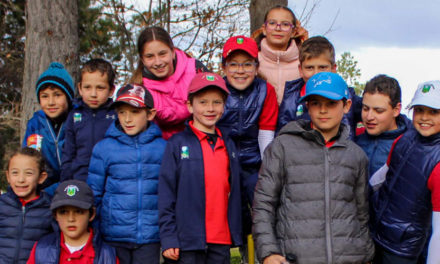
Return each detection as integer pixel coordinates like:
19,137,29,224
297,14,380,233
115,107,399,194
253,72,374,264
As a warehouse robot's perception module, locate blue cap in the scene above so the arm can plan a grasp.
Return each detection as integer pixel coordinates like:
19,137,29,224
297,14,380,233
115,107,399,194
299,72,349,102
36,62,75,103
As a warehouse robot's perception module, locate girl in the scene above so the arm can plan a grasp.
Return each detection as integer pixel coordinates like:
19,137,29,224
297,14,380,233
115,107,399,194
252,5,308,105
130,26,208,140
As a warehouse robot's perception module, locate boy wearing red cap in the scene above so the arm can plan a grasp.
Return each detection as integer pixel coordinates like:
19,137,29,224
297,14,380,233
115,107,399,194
159,72,243,263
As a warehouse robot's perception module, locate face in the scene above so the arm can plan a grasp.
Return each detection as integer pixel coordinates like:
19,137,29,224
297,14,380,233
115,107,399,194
262,9,295,50
187,89,225,134
361,92,400,136
141,40,175,79
224,51,257,91
6,154,47,201
39,86,69,119
116,104,156,136
78,71,114,109
412,105,440,137
306,95,352,141
299,54,336,83
55,206,95,246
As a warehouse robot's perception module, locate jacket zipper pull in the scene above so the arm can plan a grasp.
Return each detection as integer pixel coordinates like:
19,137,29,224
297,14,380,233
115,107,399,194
22,206,26,223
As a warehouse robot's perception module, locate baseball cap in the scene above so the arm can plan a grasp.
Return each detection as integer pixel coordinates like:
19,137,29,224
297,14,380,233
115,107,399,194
50,180,94,210
222,36,259,59
112,83,154,109
188,72,230,95
407,80,440,109
299,72,349,102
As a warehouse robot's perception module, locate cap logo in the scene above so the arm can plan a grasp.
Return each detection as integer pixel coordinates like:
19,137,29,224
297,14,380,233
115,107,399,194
128,85,145,98
236,38,244,44
422,84,433,93
206,75,215,81
313,77,332,88
64,185,79,197
129,100,140,107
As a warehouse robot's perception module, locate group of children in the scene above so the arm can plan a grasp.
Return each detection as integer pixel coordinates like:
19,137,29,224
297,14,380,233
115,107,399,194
1,4,440,264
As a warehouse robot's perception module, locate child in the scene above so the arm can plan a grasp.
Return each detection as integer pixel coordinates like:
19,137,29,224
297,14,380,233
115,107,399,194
217,35,278,205
355,74,411,177
0,147,52,264
23,62,75,188
253,72,374,263
61,58,116,182
27,180,119,263
87,84,166,264
277,36,362,139
159,72,242,263
370,80,440,263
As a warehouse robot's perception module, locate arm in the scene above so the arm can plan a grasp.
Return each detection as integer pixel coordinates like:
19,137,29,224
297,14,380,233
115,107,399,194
427,163,440,264
60,111,76,181
87,143,108,215
153,95,191,126
354,153,370,227
258,83,278,157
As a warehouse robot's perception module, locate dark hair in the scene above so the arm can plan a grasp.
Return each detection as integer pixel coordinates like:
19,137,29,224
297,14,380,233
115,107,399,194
8,147,46,174
363,74,402,107
130,27,175,84
299,36,335,65
80,58,116,89
187,86,228,104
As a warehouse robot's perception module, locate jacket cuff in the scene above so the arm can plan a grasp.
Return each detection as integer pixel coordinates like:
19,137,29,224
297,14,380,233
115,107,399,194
160,235,180,251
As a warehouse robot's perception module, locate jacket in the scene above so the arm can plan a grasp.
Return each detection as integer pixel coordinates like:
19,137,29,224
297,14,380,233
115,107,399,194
355,114,411,177
23,110,66,186
158,125,243,251
258,38,300,104
253,120,374,263
87,121,166,244
142,49,200,140
61,98,116,182
0,190,52,264
371,128,440,258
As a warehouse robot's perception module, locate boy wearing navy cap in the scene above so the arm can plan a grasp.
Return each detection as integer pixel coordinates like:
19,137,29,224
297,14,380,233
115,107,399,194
253,72,374,264
27,180,119,264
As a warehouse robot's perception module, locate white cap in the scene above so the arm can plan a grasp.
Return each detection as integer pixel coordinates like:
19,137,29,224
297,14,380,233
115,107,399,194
407,80,440,109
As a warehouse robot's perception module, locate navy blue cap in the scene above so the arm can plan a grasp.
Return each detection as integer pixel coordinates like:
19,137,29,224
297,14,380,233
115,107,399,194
299,72,349,102
51,180,94,210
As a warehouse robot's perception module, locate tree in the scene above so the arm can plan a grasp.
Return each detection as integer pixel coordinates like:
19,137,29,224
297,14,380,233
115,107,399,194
337,52,364,95
249,0,287,33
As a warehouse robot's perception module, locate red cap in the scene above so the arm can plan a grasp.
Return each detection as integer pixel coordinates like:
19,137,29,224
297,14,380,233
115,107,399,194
188,72,230,95
222,36,258,59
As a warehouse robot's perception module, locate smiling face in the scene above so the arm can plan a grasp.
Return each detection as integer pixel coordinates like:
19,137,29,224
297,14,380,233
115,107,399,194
78,71,114,109
6,154,47,201
55,206,95,246
412,105,440,137
224,51,257,91
39,86,69,119
141,40,175,79
187,88,225,134
116,104,156,136
362,92,400,136
262,8,295,51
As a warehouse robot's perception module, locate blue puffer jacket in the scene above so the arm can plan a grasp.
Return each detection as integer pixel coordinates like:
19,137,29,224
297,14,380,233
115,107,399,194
277,77,362,139
23,110,66,187
0,190,52,264
61,98,116,182
158,125,243,251
371,128,440,258
34,228,117,264
356,114,412,177
87,121,166,245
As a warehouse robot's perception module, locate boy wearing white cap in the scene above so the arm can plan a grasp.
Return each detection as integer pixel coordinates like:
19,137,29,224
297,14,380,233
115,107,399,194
371,80,440,264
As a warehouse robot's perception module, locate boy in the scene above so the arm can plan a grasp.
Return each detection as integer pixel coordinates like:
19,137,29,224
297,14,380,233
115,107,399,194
371,80,440,263
61,58,116,182
23,62,75,188
277,36,362,138
159,72,242,263
0,147,52,264
27,180,119,263
87,84,166,264
253,72,374,264
355,74,411,177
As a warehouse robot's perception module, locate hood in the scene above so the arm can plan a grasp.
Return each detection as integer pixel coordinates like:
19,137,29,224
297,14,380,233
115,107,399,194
105,120,163,146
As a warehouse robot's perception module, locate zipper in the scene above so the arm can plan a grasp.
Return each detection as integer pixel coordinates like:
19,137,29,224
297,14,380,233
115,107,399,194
135,139,143,244
45,118,63,167
14,206,26,263
324,148,333,264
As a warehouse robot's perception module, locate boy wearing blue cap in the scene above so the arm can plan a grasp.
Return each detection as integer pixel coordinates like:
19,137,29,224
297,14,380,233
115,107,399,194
253,72,374,264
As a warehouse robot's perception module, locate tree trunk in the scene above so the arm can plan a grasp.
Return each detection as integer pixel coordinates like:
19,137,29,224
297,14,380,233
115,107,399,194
249,0,288,34
20,0,79,140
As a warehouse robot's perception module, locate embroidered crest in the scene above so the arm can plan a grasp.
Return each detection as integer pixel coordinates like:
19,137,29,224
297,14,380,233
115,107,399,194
296,104,304,117
73,113,82,122
106,114,116,119
206,75,215,81
422,84,433,93
236,38,244,44
181,146,189,159
64,185,79,197
27,134,43,151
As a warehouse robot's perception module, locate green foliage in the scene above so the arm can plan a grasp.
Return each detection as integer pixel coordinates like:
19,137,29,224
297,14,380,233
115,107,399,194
336,52,365,95
0,121,20,191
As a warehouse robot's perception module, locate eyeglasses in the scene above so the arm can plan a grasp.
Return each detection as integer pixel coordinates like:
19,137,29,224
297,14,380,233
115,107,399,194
225,62,258,73
265,20,294,31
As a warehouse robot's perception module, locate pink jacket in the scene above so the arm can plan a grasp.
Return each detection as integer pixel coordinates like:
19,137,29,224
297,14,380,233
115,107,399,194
258,38,300,105
143,49,196,140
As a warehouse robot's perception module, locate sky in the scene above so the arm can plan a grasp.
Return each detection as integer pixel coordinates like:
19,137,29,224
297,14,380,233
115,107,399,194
289,0,440,113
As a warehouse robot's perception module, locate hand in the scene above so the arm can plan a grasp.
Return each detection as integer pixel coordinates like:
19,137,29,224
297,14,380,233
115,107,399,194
263,254,287,264
163,248,180,260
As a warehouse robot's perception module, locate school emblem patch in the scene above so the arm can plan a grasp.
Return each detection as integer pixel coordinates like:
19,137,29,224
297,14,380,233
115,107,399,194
64,185,79,197
296,104,304,117
73,113,82,122
422,84,433,93
181,146,189,159
206,75,215,81
27,134,43,151
237,38,244,44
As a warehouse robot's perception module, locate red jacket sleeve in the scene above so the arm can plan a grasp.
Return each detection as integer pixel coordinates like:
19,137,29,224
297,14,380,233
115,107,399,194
258,82,279,131
428,162,440,212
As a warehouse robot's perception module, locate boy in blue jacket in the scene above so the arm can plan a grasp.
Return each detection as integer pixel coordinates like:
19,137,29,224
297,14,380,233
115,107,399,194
159,72,242,263
23,62,75,188
0,147,52,264
61,58,116,182
87,84,166,264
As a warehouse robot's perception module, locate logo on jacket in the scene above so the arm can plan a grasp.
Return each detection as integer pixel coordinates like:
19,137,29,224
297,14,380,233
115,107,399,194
106,114,116,119
73,112,82,123
64,185,79,196
27,134,43,151
296,104,304,117
181,146,189,159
